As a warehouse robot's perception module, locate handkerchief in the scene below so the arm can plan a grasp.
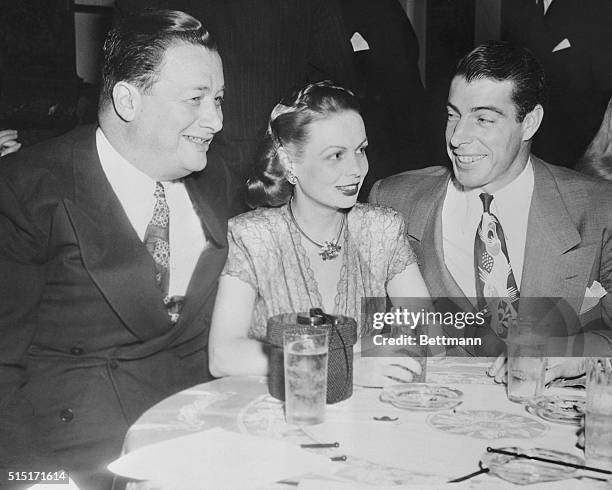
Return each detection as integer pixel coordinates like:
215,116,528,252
552,38,571,52
350,32,370,52
580,280,608,315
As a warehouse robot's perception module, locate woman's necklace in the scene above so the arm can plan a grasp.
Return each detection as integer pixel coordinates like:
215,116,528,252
288,199,345,261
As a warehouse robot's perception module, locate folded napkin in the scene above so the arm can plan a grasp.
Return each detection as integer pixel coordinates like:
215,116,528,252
108,427,334,490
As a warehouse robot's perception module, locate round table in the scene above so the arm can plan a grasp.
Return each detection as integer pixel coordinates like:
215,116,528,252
116,358,602,489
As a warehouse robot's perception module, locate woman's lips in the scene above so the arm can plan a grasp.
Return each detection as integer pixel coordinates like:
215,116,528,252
336,183,359,196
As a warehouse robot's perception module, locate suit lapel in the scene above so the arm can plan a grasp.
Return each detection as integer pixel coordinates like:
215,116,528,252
407,174,479,354
521,158,591,314
409,174,474,311
63,127,171,340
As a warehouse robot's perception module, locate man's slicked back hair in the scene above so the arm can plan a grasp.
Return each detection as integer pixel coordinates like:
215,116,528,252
455,41,547,121
100,9,216,108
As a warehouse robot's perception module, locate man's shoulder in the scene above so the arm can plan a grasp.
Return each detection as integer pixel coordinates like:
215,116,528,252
370,165,450,204
537,157,612,202
0,125,95,200
534,158,612,227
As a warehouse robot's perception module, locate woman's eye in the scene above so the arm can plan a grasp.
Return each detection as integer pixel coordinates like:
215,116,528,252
356,146,367,155
215,96,224,106
330,151,344,160
478,117,494,125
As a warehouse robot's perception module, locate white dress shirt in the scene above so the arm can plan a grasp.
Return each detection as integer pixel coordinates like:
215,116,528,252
96,128,206,296
442,159,535,299
538,0,554,15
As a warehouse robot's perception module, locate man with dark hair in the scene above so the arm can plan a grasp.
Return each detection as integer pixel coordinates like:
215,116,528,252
0,10,231,489
115,0,357,211
371,41,612,358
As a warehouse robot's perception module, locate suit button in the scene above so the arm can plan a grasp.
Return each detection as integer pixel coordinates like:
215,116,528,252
70,347,84,356
59,408,74,423
109,360,119,370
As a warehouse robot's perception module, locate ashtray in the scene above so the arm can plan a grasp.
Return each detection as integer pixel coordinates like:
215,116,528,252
380,383,463,411
525,396,585,425
481,447,583,485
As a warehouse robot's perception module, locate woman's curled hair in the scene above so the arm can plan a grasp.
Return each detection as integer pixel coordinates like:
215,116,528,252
246,80,360,208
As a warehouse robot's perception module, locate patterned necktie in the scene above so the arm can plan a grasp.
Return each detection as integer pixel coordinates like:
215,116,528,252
474,193,519,336
144,182,170,295
143,183,184,323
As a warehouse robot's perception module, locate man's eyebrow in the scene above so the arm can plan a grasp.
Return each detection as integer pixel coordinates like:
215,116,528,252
446,102,507,117
471,105,506,116
446,101,460,113
190,84,225,93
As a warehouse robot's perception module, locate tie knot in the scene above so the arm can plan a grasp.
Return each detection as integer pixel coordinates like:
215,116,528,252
154,182,166,199
479,192,494,213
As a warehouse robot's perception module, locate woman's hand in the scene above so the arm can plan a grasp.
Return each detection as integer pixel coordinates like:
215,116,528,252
354,349,423,387
544,358,587,384
0,129,21,157
487,355,587,384
486,353,507,383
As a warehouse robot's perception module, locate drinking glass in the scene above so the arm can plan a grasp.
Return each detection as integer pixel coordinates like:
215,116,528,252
506,335,547,403
585,358,612,467
283,328,328,425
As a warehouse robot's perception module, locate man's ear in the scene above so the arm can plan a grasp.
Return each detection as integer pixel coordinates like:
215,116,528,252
521,104,544,141
112,82,140,122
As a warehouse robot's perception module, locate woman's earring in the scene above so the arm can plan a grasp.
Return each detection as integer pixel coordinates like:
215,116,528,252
286,170,297,185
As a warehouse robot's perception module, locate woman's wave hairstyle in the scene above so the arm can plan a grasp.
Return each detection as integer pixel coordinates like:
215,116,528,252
246,80,360,208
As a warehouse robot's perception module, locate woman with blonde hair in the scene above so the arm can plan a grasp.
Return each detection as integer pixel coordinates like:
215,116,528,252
209,81,430,378
576,95,612,181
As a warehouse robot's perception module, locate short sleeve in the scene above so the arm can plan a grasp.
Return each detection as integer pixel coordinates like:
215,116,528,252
221,221,259,293
386,211,417,283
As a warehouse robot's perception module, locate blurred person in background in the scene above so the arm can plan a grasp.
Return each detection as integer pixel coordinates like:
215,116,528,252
576,96,612,182
503,0,612,168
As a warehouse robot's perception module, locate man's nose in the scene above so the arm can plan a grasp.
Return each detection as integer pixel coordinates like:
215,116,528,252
448,118,473,148
198,101,223,134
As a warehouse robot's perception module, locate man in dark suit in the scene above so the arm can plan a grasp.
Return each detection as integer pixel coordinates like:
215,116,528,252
503,0,612,168
371,42,612,359
340,0,428,198
116,0,357,210
0,10,231,489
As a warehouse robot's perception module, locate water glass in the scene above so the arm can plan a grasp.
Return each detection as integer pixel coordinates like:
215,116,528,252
506,336,547,403
585,358,612,467
283,328,328,425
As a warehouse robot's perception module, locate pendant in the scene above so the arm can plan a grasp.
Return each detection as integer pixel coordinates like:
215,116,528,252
319,241,342,261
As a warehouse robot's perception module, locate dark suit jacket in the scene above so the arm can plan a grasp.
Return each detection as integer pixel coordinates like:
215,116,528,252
340,0,428,198
116,0,357,193
503,0,612,167
370,157,612,342
0,125,231,489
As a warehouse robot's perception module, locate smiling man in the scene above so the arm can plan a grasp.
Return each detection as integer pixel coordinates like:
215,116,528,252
370,41,612,357
0,10,232,489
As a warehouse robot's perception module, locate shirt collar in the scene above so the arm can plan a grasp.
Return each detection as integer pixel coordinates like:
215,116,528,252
96,127,157,189
448,157,534,214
